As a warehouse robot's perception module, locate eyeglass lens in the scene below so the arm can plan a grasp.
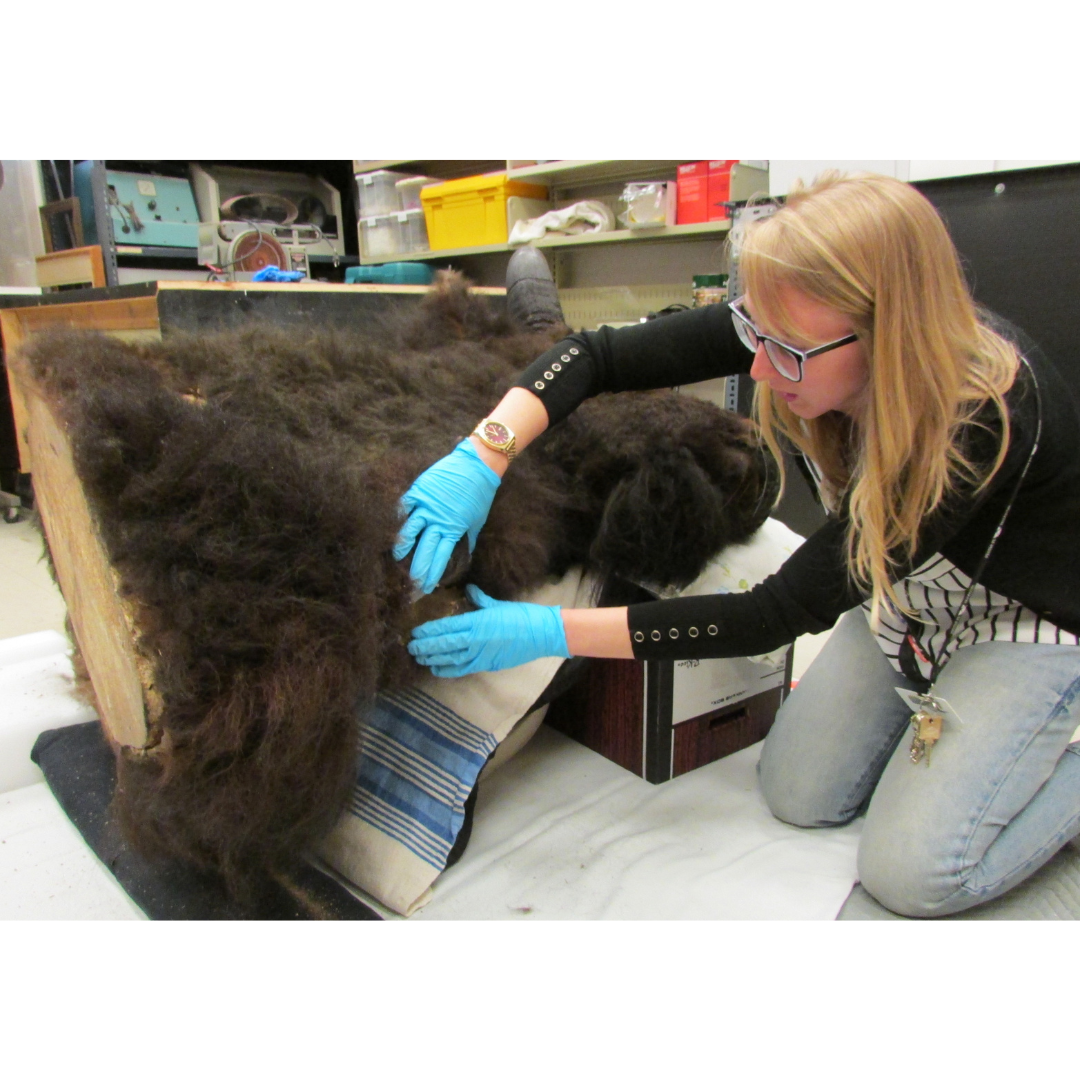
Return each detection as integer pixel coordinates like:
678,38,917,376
733,313,802,380
763,340,802,380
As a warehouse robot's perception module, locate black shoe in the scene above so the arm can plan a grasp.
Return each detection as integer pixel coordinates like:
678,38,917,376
505,247,566,331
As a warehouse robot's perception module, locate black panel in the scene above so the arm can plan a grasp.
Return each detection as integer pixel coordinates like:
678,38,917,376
155,286,424,333
914,163,1080,394
31,722,380,920
644,660,674,783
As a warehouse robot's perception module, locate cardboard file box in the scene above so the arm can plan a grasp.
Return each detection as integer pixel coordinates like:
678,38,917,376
546,647,793,783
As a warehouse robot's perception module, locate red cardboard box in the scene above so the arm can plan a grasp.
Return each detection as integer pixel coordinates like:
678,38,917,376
676,161,709,225
707,159,739,221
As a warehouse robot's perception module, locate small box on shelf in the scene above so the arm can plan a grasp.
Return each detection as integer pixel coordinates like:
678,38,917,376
676,161,709,224
707,160,740,221
356,170,413,218
676,160,739,223
358,208,429,261
395,175,440,212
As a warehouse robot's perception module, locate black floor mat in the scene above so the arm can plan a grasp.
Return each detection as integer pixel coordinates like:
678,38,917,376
31,721,381,920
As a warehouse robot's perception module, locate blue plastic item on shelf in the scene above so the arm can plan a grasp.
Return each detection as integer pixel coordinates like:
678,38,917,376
345,263,435,286
252,266,306,282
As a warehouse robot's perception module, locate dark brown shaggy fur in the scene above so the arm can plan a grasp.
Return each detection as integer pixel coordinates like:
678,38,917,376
22,273,778,899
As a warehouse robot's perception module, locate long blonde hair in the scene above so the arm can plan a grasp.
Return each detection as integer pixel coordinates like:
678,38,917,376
741,171,1020,625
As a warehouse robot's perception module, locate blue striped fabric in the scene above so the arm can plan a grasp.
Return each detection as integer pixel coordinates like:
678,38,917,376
348,687,499,870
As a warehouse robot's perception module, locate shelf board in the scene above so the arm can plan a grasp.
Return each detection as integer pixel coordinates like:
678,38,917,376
505,160,688,187
352,160,505,181
113,245,357,266
359,220,730,265
115,244,198,258
537,220,730,248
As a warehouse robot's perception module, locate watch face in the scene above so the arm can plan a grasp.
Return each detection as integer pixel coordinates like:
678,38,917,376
482,421,511,446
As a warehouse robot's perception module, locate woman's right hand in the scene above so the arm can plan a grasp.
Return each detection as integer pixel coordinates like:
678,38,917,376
393,439,501,594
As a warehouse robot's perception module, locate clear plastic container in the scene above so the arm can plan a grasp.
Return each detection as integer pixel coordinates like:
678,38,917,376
394,208,429,253
358,214,399,259
395,175,439,212
358,209,429,259
356,170,411,217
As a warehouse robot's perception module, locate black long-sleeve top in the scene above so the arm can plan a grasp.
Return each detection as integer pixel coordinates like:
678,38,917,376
513,303,1080,661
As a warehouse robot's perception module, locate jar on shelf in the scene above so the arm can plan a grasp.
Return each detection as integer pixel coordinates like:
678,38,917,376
692,273,729,307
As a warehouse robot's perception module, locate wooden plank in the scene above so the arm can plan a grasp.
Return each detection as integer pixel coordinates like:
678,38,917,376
35,245,107,289
153,280,506,295
10,355,149,747
0,308,31,471
10,294,160,335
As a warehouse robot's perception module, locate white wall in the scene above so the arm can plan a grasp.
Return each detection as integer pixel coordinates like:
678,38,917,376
768,160,1077,196
0,161,45,287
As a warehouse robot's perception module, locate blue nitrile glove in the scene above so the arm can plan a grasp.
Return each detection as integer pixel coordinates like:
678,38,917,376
408,584,570,677
394,440,501,594
252,265,306,282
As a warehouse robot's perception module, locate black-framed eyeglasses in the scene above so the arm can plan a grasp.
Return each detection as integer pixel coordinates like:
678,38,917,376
729,296,859,383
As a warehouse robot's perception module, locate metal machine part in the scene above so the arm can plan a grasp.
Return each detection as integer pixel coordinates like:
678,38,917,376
73,163,201,249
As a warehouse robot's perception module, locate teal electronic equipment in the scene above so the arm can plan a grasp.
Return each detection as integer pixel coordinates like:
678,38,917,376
73,163,201,248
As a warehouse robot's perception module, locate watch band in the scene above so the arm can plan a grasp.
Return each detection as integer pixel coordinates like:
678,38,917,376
472,418,518,461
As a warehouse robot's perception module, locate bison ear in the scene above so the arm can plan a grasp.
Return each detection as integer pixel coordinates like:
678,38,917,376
505,247,566,332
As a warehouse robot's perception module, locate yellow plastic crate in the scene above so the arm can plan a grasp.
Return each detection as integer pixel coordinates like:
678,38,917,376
420,173,549,250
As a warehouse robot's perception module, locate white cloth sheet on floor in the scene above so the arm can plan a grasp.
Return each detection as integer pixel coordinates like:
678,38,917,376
0,783,144,920
331,724,863,920
0,631,97,795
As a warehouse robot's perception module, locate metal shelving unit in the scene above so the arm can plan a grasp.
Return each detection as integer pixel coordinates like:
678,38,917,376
114,244,356,266
358,220,732,265
352,160,765,268
505,160,689,185
79,161,361,281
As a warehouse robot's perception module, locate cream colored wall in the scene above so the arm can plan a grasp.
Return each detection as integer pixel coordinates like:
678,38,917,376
0,161,45,288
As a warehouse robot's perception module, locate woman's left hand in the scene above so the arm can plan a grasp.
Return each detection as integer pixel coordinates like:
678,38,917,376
408,584,570,677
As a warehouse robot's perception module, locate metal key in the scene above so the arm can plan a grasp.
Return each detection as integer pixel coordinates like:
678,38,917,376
909,710,943,765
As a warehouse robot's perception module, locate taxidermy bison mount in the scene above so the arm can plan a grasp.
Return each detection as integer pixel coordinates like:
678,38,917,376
21,272,778,901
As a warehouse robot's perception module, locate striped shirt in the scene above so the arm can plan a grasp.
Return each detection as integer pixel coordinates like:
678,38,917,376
866,553,1080,683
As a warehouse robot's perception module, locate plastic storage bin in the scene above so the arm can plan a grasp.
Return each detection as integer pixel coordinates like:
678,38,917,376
358,208,430,260
395,175,439,212
420,173,549,250
356,170,411,217
395,207,429,253
359,214,398,259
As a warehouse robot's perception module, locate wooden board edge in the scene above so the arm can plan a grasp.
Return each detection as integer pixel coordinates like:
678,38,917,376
17,365,149,748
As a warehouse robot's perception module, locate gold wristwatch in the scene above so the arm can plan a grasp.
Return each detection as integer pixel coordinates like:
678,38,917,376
471,418,518,461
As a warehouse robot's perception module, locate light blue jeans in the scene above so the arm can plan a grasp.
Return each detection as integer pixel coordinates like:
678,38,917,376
758,609,1080,917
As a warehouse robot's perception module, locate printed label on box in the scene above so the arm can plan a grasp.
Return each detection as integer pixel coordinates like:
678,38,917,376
671,654,787,724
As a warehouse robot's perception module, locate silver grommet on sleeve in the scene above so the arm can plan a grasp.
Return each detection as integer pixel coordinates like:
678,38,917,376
708,625,718,635
651,630,662,641
633,631,644,643
552,362,562,371
669,628,679,639
561,354,570,361
569,347,579,355
544,371,554,380
534,381,545,390
689,627,699,638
